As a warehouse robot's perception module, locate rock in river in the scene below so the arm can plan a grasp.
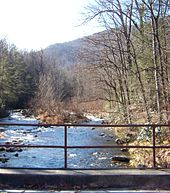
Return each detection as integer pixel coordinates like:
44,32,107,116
0,147,6,152
99,132,105,137
112,156,130,163
121,148,128,152
6,147,22,152
0,157,9,163
14,153,19,157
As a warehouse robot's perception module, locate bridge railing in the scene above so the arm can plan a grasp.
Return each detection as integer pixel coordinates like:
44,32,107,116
0,122,169,169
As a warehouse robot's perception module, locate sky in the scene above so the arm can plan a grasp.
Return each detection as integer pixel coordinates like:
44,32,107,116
0,0,102,50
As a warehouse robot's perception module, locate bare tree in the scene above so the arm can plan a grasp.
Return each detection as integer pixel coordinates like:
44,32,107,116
83,0,153,123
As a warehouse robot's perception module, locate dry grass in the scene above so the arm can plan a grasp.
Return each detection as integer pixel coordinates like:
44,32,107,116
129,135,170,168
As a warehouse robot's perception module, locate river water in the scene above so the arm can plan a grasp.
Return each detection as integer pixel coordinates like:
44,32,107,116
0,111,123,169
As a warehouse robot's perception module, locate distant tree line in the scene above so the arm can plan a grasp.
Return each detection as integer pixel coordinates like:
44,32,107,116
0,38,35,109
0,39,83,117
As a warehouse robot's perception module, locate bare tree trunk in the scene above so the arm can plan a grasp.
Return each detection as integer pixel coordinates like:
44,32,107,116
151,14,162,122
130,40,151,123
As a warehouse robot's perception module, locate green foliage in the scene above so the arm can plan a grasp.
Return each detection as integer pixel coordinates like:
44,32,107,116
0,39,38,109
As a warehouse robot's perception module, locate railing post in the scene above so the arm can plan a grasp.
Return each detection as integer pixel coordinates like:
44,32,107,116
152,126,156,168
64,125,68,169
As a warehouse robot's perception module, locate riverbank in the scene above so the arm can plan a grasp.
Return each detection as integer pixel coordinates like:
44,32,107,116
129,135,170,168
105,125,170,168
84,112,170,168
35,110,89,124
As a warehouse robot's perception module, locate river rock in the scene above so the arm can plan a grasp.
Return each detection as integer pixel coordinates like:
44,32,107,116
0,157,9,163
126,133,134,138
99,133,105,137
13,142,20,145
91,127,95,130
115,138,125,144
0,147,6,151
5,141,12,145
6,147,17,152
21,109,33,117
112,156,130,163
0,128,5,132
6,147,22,153
12,140,18,143
138,164,147,169
121,148,128,152
17,148,23,152
108,134,114,138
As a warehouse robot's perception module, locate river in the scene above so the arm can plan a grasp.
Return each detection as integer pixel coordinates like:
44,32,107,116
0,111,123,169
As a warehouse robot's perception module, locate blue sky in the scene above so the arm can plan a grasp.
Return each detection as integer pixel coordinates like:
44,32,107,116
0,0,102,50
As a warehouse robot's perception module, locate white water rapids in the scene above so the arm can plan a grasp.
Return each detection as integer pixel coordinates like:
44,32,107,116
0,111,123,168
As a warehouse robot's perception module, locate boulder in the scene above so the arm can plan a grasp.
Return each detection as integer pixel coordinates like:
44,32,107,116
112,156,130,163
0,128,5,132
21,109,32,117
115,138,125,144
0,147,6,152
6,147,22,152
99,133,105,137
5,142,12,145
0,157,9,163
121,148,128,152
138,164,147,169
108,134,114,138
17,148,23,152
6,147,17,152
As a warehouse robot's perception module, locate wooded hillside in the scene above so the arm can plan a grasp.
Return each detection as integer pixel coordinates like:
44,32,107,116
0,0,169,124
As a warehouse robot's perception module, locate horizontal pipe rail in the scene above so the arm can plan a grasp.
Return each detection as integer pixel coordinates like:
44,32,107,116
0,122,170,127
0,144,170,149
0,122,169,169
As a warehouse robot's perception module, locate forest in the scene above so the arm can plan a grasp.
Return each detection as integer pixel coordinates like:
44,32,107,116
0,0,170,124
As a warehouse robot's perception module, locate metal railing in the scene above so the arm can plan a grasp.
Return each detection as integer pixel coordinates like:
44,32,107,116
0,122,170,169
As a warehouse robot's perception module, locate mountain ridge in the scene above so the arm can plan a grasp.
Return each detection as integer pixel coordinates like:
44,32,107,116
44,30,105,67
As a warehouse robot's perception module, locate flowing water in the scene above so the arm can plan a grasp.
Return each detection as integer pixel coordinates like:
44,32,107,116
0,111,123,168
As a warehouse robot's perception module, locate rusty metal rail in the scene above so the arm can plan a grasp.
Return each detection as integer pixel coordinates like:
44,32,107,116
0,122,170,169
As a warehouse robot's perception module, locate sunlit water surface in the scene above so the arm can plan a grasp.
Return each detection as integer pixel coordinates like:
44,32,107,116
0,111,122,168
